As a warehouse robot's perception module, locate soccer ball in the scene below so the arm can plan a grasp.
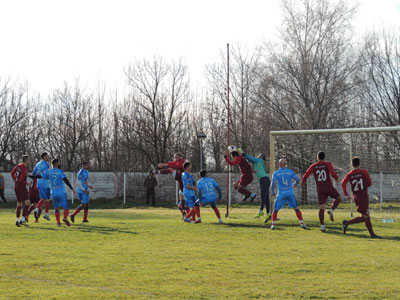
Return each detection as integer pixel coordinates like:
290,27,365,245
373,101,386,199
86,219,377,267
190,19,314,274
228,145,237,153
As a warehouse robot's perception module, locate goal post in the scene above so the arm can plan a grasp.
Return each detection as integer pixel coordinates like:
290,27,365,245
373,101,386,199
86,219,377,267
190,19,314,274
270,126,400,221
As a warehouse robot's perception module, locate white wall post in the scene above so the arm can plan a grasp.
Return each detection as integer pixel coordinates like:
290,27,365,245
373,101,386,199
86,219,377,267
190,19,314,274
123,172,126,205
380,172,383,210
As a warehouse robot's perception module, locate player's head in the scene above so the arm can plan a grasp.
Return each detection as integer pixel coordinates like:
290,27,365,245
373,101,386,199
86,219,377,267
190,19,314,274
41,152,49,161
52,158,60,168
352,157,360,168
278,158,287,168
174,153,182,161
183,161,192,172
317,151,325,161
82,160,90,170
199,169,207,178
257,153,266,161
22,155,30,165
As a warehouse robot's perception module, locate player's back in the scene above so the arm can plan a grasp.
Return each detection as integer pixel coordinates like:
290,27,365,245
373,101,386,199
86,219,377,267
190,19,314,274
274,168,296,194
11,163,28,185
309,161,335,191
346,169,371,198
198,177,217,200
43,168,66,194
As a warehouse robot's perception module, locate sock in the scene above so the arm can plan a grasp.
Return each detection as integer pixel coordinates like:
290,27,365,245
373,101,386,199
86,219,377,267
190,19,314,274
27,204,36,217
185,209,195,220
55,210,61,224
213,207,221,219
16,206,22,218
365,217,375,236
37,199,44,209
295,209,304,223
22,205,29,218
63,209,69,219
44,201,51,213
83,207,89,220
16,217,20,222
191,213,196,221
71,205,82,217
347,217,364,225
319,209,325,225
194,206,201,218
272,211,278,224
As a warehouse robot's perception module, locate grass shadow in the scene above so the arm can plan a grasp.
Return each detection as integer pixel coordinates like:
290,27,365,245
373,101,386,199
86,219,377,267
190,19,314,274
72,224,137,235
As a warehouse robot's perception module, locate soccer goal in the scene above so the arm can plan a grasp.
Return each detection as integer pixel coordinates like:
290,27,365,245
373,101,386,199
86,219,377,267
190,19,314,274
269,126,400,221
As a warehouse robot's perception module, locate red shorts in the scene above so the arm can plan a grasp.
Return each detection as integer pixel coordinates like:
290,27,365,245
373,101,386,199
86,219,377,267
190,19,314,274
317,187,340,205
236,173,253,187
355,196,369,215
29,189,40,204
15,184,29,203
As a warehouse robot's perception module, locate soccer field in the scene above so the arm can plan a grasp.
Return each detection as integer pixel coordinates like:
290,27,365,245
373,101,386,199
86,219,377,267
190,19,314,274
0,207,399,300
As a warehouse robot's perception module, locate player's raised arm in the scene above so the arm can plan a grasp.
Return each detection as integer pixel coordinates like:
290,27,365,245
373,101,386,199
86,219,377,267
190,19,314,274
271,174,277,196
341,174,350,199
243,153,258,164
223,152,241,166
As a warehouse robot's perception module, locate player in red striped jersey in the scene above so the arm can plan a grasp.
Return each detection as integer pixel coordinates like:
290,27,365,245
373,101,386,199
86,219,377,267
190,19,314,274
301,152,342,232
341,157,378,238
10,155,31,227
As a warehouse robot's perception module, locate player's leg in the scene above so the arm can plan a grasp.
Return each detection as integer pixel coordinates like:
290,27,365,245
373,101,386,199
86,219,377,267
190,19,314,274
52,195,61,226
183,196,195,223
0,189,6,202
210,201,223,223
70,193,84,223
61,194,71,226
43,198,51,220
318,193,328,231
15,197,23,227
271,195,284,229
21,199,31,224
193,199,201,223
238,175,256,202
289,195,307,229
327,189,341,222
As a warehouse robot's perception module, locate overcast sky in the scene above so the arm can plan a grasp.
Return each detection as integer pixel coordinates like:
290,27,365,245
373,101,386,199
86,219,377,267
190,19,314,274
0,0,400,96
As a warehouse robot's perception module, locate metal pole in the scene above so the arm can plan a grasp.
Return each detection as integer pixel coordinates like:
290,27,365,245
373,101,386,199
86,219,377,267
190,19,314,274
70,172,74,204
123,172,126,205
176,181,179,205
269,133,275,214
380,172,383,210
226,42,230,218
349,134,353,217
200,139,203,170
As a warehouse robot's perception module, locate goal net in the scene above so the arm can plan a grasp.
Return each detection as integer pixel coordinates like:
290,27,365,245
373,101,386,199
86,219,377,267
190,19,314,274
269,126,400,221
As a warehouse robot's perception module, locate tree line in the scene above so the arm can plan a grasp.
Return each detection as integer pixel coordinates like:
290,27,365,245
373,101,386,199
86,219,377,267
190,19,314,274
1,0,400,173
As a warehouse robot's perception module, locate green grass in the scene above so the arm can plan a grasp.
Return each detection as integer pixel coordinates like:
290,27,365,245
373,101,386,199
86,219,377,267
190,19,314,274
0,206,399,300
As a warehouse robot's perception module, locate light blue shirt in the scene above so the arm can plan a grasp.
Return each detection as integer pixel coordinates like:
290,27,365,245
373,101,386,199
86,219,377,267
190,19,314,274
32,160,50,189
198,177,222,201
271,168,299,195
77,168,89,193
41,168,67,195
182,172,196,196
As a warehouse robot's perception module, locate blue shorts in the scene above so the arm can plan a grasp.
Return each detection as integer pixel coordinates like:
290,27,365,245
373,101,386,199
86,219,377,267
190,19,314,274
274,193,298,211
38,187,51,200
78,191,89,204
200,198,217,207
184,194,197,208
52,192,68,210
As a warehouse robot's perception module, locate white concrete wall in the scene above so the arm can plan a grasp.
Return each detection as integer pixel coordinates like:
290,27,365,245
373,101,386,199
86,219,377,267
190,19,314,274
1,171,399,204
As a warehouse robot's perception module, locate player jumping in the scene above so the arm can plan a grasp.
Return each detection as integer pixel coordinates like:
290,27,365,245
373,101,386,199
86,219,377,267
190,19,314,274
182,162,201,223
26,176,40,223
70,161,93,223
10,155,31,226
33,152,51,222
341,157,378,238
270,158,308,230
224,146,256,202
197,169,223,224
301,151,342,232
155,153,188,218
32,159,76,227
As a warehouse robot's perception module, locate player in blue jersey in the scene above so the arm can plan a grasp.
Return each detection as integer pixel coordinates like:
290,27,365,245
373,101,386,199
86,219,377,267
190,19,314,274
70,161,93,223
182,162,201,223
33,152,51,222
270,158,308,230
197,169,223,224
33,159,76,227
